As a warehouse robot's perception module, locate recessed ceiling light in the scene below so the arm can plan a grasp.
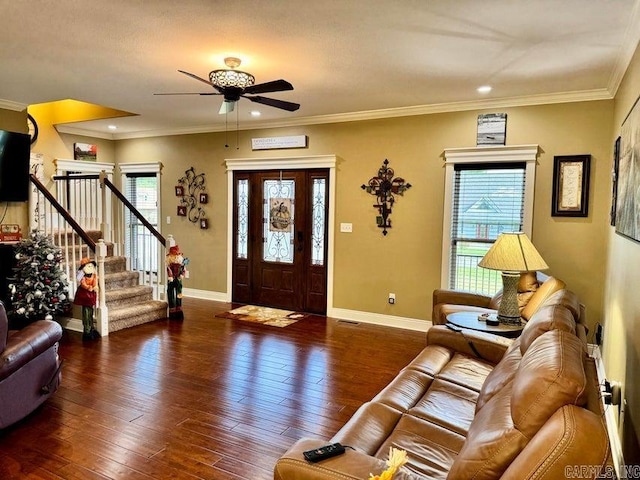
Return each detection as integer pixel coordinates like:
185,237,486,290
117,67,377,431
107,125,117,130
250,110,261,117
477,85,492,94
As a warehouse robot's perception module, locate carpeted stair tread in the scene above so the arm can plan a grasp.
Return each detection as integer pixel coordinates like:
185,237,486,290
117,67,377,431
101,256,127,274
108,300,168,333
105,285,153,305
104,270,140,289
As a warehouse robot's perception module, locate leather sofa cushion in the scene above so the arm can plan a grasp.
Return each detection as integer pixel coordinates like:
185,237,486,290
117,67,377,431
408,378,478,436
511,330,587,438
372,368,434,412
403,344,453,376
331,401,402,455
476,340,522,412
521,276,566,321
448,383,527,479
519,303,577,355
435,352,494,392
376,414,464,479
537,289,581,320
501,405,610,480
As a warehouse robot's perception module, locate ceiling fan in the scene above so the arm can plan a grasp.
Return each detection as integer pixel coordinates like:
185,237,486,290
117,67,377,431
155,57,300,115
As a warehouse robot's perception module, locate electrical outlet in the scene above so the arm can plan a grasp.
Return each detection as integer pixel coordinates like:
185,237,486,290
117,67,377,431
166,216,171,225
388,293,395,305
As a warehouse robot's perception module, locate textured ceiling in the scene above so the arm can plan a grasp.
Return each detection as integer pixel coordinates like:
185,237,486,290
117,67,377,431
1,0,640,138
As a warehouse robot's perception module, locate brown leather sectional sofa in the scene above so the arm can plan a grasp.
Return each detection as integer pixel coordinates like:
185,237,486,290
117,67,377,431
274,289,611,479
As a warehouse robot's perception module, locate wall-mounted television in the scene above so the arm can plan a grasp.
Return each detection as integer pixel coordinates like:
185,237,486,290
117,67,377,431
0,130,30,202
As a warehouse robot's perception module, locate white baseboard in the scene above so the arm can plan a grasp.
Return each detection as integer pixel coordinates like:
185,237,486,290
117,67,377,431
183,288,229,302
328,307,431,332
588,344,626,478
57,316,83,333
181,289,431,332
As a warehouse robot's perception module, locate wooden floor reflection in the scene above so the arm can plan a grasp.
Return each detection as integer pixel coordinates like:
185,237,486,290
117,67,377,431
0,297,427,479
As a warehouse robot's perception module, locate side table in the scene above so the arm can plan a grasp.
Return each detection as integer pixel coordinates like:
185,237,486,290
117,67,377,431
446,311,523,338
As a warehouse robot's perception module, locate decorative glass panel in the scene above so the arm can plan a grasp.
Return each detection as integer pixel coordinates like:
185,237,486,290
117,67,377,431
311,178,326,266
236,179,248,259
263,179,294,263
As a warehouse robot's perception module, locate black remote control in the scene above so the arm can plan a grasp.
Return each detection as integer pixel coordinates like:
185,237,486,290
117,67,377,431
303,443,346,462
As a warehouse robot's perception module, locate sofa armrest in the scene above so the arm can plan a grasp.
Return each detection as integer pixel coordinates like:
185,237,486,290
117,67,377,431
426,325,511,365
0,320,63,380
432,289,493,309
275,438,387,480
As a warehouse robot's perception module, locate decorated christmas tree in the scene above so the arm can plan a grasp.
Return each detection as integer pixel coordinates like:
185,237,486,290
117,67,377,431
8,231,71,321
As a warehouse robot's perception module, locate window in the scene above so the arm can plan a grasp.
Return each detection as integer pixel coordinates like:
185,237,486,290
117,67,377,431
441,145,538,295
124,172,159,273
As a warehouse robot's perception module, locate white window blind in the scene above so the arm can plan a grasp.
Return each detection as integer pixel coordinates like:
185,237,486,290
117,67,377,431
124,173,159,272
449,163,526,294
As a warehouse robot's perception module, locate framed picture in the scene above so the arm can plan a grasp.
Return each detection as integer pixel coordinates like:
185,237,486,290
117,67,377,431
73,142,97,161
477,113,507,146
616,94,640,241
175,185,184,196
177,205,187,216
610,136,621,226
199,193,208,204
551,155,591,217
200,218,209,229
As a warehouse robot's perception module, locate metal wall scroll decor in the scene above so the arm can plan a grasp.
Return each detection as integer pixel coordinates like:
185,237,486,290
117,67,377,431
361,159,412,235
176,167,208,228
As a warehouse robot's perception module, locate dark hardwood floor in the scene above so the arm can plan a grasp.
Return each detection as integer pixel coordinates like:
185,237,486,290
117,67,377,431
0,297,427,479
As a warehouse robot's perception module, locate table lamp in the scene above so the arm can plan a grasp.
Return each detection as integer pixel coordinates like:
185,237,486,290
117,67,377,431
478,232,548,325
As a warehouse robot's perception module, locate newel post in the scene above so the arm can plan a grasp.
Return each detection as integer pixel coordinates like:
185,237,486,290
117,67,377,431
99,171,112,244
96,238,109,336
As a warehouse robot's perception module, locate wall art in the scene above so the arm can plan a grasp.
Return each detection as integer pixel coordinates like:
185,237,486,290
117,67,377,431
551,155,591,217
477,113,507,146
74,142,97,161
616,95,640,241
361,158,412,235
177,167,207,224
610,136,621,226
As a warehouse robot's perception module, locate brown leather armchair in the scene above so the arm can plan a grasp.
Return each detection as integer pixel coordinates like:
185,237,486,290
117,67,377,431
432,271,566,325
0,300,63,429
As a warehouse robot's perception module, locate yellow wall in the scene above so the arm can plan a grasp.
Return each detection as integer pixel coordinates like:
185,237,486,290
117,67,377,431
116,100,613,330
605,41,640,461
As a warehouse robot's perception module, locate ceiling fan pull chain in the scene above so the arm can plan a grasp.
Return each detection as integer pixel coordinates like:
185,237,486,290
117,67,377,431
225,112,229,148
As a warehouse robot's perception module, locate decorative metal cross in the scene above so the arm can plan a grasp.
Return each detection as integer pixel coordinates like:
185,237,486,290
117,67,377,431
361,159,412,235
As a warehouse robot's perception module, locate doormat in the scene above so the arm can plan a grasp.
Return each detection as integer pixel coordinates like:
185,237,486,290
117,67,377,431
216,305,308,328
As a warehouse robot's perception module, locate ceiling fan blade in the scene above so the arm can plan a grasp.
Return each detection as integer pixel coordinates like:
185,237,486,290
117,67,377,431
243,79,294,95
153,92,220,96
245,95,300,112
219,100,236,114
178,70,223,93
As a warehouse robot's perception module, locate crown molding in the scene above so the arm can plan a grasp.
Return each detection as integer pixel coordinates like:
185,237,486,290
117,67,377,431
608,0,640,96
54,124,116,140
0,99,28,112
21,88,614,141
108,89,613,140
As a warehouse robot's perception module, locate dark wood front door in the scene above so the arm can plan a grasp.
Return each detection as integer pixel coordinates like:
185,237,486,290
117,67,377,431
232,169,329,314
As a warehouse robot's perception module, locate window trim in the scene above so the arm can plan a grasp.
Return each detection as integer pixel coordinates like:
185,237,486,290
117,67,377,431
441,145,539,289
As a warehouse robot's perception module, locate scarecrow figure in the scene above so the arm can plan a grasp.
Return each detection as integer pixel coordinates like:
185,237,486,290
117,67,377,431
74,257,100,340
166,245,187,319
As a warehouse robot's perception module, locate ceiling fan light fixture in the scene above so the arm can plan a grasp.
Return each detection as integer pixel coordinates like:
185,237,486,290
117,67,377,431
209,69,256,89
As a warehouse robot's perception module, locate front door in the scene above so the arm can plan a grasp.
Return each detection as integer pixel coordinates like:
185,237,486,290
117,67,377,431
232,169,329,314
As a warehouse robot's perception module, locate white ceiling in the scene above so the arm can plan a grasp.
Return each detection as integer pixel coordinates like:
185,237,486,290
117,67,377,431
2,0,640,139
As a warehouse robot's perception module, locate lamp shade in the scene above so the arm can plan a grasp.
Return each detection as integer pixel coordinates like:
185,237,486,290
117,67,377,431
478,232,548,272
